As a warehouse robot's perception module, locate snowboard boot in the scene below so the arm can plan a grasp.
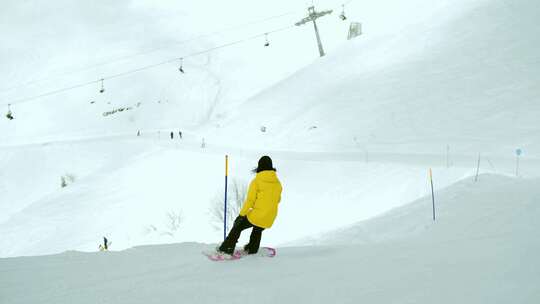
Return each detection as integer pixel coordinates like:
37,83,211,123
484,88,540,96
243,244,260,255
217,244,234,255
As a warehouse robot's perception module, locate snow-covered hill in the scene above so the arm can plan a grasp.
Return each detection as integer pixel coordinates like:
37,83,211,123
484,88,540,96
0,140,473,257
207,0,540,157
1,0,539,301
1,175,538,304
294,174,540,246
0,0,359,143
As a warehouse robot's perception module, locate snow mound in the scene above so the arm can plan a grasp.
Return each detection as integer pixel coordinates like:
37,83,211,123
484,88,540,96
1,174,538,304
294,174,540,246
0,143,473,258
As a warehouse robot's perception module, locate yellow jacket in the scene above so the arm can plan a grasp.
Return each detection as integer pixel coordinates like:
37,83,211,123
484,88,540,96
239,170,283,228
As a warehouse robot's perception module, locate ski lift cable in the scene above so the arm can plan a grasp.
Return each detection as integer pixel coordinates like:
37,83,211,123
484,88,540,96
322,0,355,7
0,11,301,95
3,80,101,106
1,25,296,106
317,0,355,12
1,2,356,95
180,25,294,59
81,25,295,82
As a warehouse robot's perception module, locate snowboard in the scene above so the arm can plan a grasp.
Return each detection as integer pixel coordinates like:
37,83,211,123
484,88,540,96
203,247,276,261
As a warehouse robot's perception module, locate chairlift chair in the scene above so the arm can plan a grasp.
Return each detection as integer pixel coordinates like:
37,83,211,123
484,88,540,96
339,4,347,20
179,58,185,73
99,79,105,93
6,104,13,120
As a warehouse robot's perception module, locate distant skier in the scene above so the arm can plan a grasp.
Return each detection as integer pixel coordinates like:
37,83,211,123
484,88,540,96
218,156,283,255
99,237,109,251
137,130,140,137
179,131,182,139
170,131,174,139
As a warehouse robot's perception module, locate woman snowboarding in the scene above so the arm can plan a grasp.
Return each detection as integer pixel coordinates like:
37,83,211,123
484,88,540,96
218,156,282,255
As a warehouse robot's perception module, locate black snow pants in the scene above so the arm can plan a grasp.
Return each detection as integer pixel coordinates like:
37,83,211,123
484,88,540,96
219,216,264,254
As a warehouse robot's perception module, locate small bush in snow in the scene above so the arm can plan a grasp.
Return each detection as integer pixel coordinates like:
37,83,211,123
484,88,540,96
165,211,183,235
209,179,246,231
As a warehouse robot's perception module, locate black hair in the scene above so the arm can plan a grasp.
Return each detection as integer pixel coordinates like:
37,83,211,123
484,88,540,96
252,155,276,173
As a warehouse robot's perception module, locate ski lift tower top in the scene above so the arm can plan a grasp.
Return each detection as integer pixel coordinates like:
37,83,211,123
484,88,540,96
295,6,333,57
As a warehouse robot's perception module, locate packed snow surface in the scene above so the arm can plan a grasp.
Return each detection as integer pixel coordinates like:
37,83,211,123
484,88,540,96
1,175,538,304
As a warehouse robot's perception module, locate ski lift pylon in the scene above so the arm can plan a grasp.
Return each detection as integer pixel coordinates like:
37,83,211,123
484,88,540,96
99,78,105,93
339,4,347,20
178,58,185,73
264,33,270,47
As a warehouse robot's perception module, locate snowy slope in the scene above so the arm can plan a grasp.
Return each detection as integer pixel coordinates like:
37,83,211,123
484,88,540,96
207,0,540,157
1,175,538,304
0,0,360,143
1,1,539,301
294,174,540,246
2,0,540,259
0,139,473,257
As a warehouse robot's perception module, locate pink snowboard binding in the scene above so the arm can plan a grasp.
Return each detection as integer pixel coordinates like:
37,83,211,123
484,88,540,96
203,247,276,261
